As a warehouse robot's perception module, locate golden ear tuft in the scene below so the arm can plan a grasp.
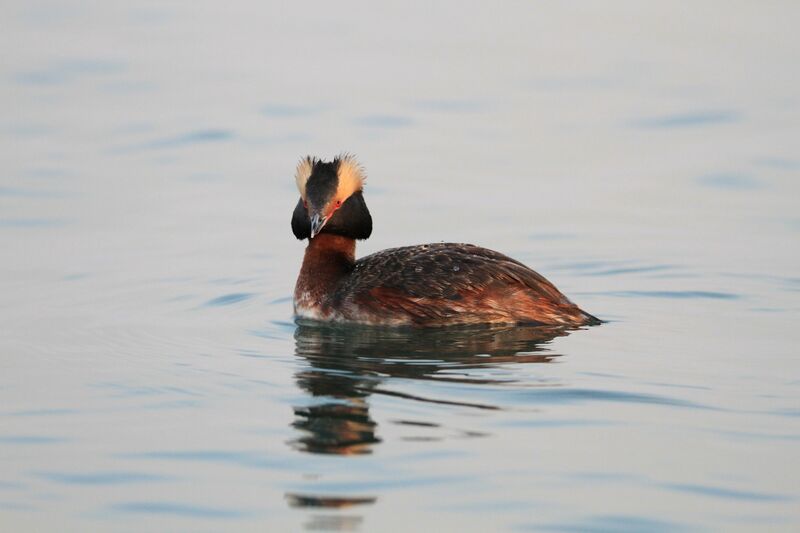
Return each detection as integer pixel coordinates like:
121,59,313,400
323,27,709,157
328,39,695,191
294,156,316,199
336,153,366,198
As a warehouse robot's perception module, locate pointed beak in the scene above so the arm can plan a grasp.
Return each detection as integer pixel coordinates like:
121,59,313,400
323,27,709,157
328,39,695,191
309,212,329,239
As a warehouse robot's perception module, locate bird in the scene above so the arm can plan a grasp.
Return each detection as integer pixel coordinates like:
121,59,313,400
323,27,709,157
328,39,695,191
291,154,600,328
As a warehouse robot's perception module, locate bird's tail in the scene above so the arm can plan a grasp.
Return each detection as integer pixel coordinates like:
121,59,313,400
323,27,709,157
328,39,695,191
581,310,603,326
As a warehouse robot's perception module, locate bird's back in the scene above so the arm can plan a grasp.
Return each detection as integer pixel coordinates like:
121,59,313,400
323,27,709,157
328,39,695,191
331,243,598,327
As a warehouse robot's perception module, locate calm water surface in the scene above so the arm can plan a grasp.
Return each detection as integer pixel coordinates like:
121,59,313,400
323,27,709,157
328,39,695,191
2,2,799,531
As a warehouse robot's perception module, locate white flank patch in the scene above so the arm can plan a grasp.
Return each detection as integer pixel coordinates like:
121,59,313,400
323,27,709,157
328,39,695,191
294,304,324,321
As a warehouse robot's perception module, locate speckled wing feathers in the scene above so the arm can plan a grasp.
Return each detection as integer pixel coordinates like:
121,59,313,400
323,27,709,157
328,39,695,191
333,243,587,326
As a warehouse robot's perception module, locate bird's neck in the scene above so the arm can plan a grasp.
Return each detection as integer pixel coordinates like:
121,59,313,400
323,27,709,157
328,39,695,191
295,234,356,302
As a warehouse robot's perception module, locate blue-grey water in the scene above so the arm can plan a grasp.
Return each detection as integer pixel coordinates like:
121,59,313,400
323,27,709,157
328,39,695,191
2,2,799,531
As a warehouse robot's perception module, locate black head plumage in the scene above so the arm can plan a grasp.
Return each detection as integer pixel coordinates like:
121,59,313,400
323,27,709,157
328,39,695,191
291,157,372,241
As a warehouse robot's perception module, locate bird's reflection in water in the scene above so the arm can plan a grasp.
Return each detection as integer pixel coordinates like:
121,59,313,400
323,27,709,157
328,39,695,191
290,321,570,455
288,322,574,525
285,493,377,531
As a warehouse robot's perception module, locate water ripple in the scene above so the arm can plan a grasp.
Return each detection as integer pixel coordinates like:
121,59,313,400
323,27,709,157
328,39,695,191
286,474,470,493
262,104,324,118
109,501,249,519
0,218,68,228
0,187,66,198
204,292,255,307
584,265,674,277
35,471,170,485
511,388,710,409
0,481,26,491
632,110,740,129
497,418,618,429
354,115,413,128
696,173,762,190
5,408,79,417
754,157,800,170
120,450,288,470
15,59,125,85
0,435,66,444
414,99,487,113
660,483,792,502
529,514,689,532
599,290,740,300
131,129,234,151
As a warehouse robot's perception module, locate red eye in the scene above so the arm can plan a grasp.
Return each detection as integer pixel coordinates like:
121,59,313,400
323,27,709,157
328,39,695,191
335,200,342,207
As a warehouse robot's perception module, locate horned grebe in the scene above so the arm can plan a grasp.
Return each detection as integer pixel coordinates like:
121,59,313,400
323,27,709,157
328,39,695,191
291,155,600,327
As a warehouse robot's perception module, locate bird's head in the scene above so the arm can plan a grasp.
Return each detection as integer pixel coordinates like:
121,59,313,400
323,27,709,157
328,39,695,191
291,154,373,241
